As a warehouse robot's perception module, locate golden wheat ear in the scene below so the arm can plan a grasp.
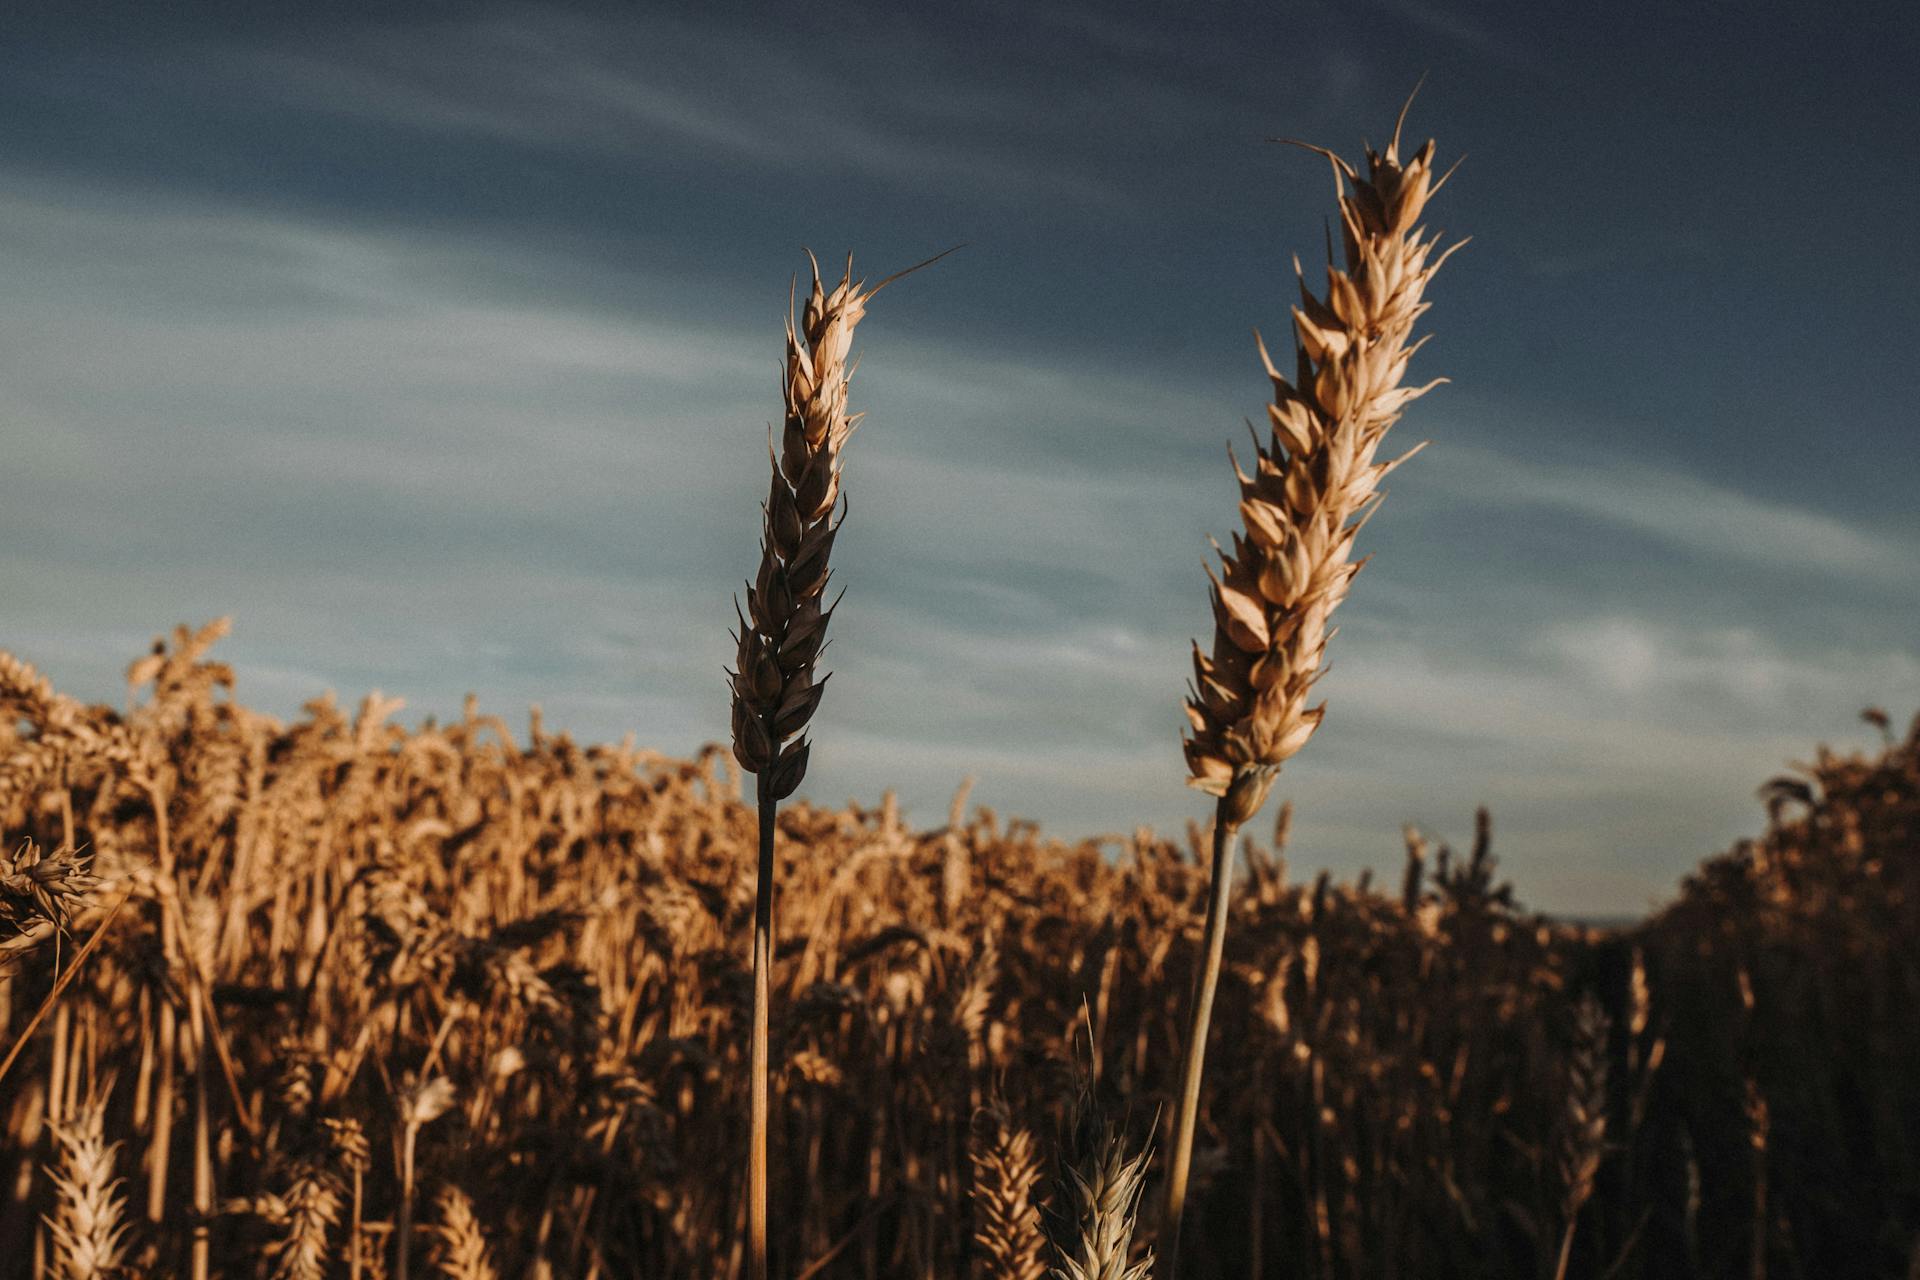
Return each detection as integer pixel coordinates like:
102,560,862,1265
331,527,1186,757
729,253,879,797
1554,993,1612,1280
1161,109,1460,1276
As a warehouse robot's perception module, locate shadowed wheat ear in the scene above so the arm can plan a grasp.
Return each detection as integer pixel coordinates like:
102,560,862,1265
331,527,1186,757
727,246,951,1280
1046,1111,1154,1280
430,1185,499,1280
971,1099,1049,1280
1162,102,1461,1275
1555,992,1611,1280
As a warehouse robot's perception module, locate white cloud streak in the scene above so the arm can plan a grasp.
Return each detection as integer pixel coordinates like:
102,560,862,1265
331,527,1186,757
1418,438,1918,584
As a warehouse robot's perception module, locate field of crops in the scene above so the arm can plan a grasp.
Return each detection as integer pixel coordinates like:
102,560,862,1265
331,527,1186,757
4,626,1916,1278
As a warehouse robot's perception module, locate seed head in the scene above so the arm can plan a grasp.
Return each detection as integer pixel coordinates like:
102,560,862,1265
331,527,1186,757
1185,121,1461,821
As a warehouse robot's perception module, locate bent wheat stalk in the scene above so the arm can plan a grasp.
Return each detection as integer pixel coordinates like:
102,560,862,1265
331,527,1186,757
728,247,949,1279
1162,106,1460,1273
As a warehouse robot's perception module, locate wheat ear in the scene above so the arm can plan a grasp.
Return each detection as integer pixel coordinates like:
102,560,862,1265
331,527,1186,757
1046,1117,1154,1280
1554,992,1611,1280
43,1079,129,1280
268,1165,345,1280
727,248,952,1276
1163,104,1459,1273
0,839,99,940
430,1185,499,1280
972,1101,1049,1280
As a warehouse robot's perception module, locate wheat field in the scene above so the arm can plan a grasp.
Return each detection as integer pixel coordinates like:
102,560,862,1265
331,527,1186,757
4,116,1918,1280
4,626,1916,1278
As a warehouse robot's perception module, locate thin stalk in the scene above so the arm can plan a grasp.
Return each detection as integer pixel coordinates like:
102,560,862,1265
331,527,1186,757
190,978,211,1280
49,1003,68,1124
1251,1052,1265,1280
1162,797,1237,1279
748,775,776,1280
148,782,178,1227
398,1121,419,1280
1554,1217,1578,1280
162,891,258,1138
146,990,176,1224
350,1165,364,1280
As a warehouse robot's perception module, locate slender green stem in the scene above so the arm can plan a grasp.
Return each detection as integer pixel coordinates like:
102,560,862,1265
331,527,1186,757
1162,797,1238,1279
748,776,776,1280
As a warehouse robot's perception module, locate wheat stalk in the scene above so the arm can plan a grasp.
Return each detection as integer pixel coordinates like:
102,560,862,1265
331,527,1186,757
1162,101,1459,1273
326,1118,373,1280
727,247,948,1279
730,251,878,1280
395,1076,456,1280
1745,1077,1770,1280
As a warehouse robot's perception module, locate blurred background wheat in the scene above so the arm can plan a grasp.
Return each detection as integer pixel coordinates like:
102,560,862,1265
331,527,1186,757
3,627,1915,1277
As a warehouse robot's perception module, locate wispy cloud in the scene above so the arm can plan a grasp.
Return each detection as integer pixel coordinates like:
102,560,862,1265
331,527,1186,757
1418,438,1918,584
204,9,1141,214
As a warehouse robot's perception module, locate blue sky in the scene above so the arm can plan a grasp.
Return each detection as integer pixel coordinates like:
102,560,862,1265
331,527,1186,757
3,1,1915,915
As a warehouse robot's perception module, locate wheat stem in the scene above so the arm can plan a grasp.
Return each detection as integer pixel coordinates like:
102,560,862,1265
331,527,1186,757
191,979,212,1280
1161,799,1236,1276
398,1122,418,1280
1168,107,1454,1270
749,779,776,1280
